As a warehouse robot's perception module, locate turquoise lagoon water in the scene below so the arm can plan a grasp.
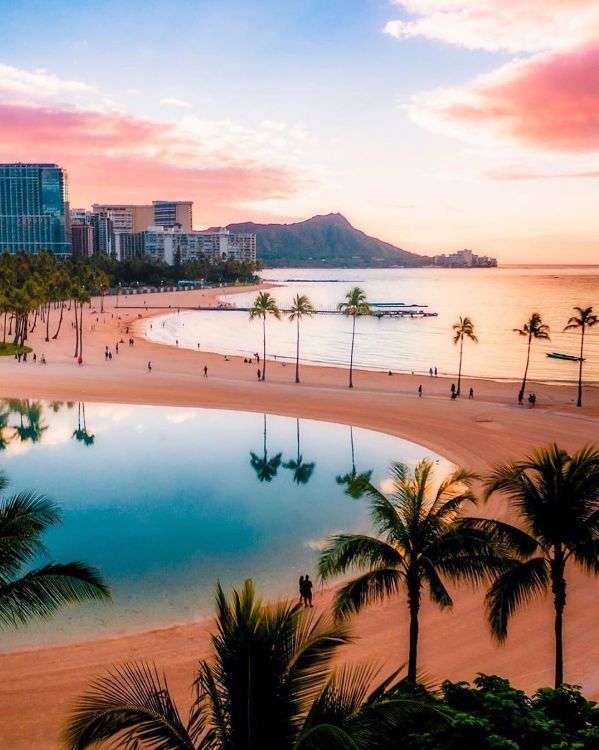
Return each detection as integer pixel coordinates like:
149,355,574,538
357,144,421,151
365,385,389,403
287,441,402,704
0,399,449,651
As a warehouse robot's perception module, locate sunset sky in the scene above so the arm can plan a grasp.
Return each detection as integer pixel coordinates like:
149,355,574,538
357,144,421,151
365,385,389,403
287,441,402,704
0,0,597,262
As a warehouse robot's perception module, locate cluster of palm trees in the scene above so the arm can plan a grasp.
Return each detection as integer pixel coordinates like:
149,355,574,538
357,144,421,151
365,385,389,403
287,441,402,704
456,308,597,407
251,290,597,406
0,251,110,358
318,443,599,689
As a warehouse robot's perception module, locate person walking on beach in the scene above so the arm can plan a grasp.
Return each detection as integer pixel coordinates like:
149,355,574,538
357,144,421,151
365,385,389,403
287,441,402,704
434,366,438,376
148,361,152,372
518,389,524,406
303,575,313,607
532,393,537,407
257,368,261,380
469,387,474,399
451,383,456,396
203,365,208,378
418,384,422,398
429,367,433,377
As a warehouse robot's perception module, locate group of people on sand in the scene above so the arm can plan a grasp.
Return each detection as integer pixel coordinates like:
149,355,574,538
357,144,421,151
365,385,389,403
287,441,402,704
298,575,313,608
518,390,537,408
417,382,474,400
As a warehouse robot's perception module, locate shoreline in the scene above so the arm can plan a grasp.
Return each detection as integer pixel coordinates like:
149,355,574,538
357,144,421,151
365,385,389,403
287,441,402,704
1,283,599,748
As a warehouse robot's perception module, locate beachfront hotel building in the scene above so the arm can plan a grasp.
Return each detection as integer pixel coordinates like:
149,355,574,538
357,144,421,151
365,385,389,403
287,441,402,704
0,163,71,255
116,226,257,265
152,201,193,232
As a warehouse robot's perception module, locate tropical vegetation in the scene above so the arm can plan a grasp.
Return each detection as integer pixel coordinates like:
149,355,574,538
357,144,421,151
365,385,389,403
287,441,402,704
514,312,550,401
64,578,442,750
287,293,315,383
0,474,110,629
338,286,371,388
474,444,599,688
452,316,478,396
564,306,598,408
318,459,508,682
249,291,281,381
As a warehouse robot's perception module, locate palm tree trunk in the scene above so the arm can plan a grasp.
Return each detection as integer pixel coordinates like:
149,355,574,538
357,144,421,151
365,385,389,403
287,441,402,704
407,578,421,683
262,316,266,381
551,554,566,687
73,301,79,358
520,334,532,398
295,316,300,383
79,301,84,358
577,328,585,407
296,418,300,463
349,315,356,388
457,336,464,396
45,302,51,342
2,311,6,343
53,302,64,339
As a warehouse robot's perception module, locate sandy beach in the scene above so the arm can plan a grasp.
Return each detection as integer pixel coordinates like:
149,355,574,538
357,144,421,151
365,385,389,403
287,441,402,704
1,284,599,749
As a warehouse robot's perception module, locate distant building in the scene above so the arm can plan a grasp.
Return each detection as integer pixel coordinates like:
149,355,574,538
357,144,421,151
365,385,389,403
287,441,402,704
116,226,256,265
71,222,95,258
433,249,497,268
91,204,154,234
0,163,71,255
152,200,193,232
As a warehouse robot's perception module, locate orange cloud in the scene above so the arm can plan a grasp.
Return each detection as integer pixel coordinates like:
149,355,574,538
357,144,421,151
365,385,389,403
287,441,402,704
0,101,304,225
407,43,599,153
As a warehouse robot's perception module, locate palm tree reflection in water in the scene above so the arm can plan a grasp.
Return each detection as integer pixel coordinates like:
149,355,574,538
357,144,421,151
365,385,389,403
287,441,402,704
283,418,316,486
249,414,282,482
72,403,95,447
336,425,373,498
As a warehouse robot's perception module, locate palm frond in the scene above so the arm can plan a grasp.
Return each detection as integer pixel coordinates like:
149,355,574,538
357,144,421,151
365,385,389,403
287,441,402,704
333,569,403,619
0,492,60,575
485,556,549,642
0,561,110,627
64,661,196,750
318,535,404,583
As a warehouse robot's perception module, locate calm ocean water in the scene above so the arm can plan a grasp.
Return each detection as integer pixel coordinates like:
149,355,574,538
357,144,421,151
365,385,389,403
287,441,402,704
146,266,599,384
0,399,448,650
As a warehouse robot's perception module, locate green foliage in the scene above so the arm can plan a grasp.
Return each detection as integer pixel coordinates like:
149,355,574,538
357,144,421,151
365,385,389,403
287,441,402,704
403,675,599,750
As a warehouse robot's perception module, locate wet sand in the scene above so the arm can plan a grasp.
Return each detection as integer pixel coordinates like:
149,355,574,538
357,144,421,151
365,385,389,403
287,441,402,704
1,284,598,748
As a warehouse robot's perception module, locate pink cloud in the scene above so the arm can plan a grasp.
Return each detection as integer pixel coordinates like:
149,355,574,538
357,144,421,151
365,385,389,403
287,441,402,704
385,0,599,53
0,102,304,225
408,43,599,153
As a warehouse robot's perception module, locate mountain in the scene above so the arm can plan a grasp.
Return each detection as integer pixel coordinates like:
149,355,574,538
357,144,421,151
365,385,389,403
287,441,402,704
213,213,429,268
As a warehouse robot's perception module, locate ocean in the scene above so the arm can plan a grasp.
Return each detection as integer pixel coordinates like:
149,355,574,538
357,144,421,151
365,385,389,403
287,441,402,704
145,266,599,384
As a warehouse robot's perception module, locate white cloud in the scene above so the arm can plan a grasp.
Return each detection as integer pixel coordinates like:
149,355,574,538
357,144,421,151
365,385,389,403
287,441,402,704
159,97,193,108
384,0,599,53
0,62,95,99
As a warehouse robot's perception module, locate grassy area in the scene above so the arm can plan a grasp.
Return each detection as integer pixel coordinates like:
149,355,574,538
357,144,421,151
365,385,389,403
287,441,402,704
0,342,32,356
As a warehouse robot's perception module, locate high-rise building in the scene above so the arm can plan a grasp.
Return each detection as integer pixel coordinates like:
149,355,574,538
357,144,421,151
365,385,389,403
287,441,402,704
0,163,71,255
91,204,154,234
71,222,95,258
153,201,193,232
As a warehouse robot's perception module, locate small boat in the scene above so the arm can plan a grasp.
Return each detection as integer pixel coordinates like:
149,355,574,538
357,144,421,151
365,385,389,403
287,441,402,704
546,352,584,362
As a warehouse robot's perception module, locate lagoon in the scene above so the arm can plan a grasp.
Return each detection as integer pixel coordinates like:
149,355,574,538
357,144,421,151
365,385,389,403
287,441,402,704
0,399,449,651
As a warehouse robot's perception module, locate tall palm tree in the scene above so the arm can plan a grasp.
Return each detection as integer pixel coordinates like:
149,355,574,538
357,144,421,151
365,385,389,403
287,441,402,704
338,287,371,388
479,444,599,688
64,579,443,750
319,459,506,683
250,414,282,483
284,418,316,485
514,312,550,401
564,306,598,408
336,426,372,498
452,316,478,396
287,294,315,384
0,477,110,629
249,291,281,381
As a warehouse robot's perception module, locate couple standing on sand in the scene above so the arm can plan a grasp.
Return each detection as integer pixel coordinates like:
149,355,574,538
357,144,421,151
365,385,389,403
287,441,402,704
298,574,313,607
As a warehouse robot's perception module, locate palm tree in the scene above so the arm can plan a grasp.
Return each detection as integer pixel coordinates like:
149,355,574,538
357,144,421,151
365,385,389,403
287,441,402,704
338,287,371,388
479,444,599,688
319,459,506,683
249,291,281,381
250,414,282,482
284,418,315,485
564,306,598,408
452,316,478,396
0,478,110,629
72,403,95,446
336,426,373,498
64,579,443,750
287,293,315,384
514,312,550,401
